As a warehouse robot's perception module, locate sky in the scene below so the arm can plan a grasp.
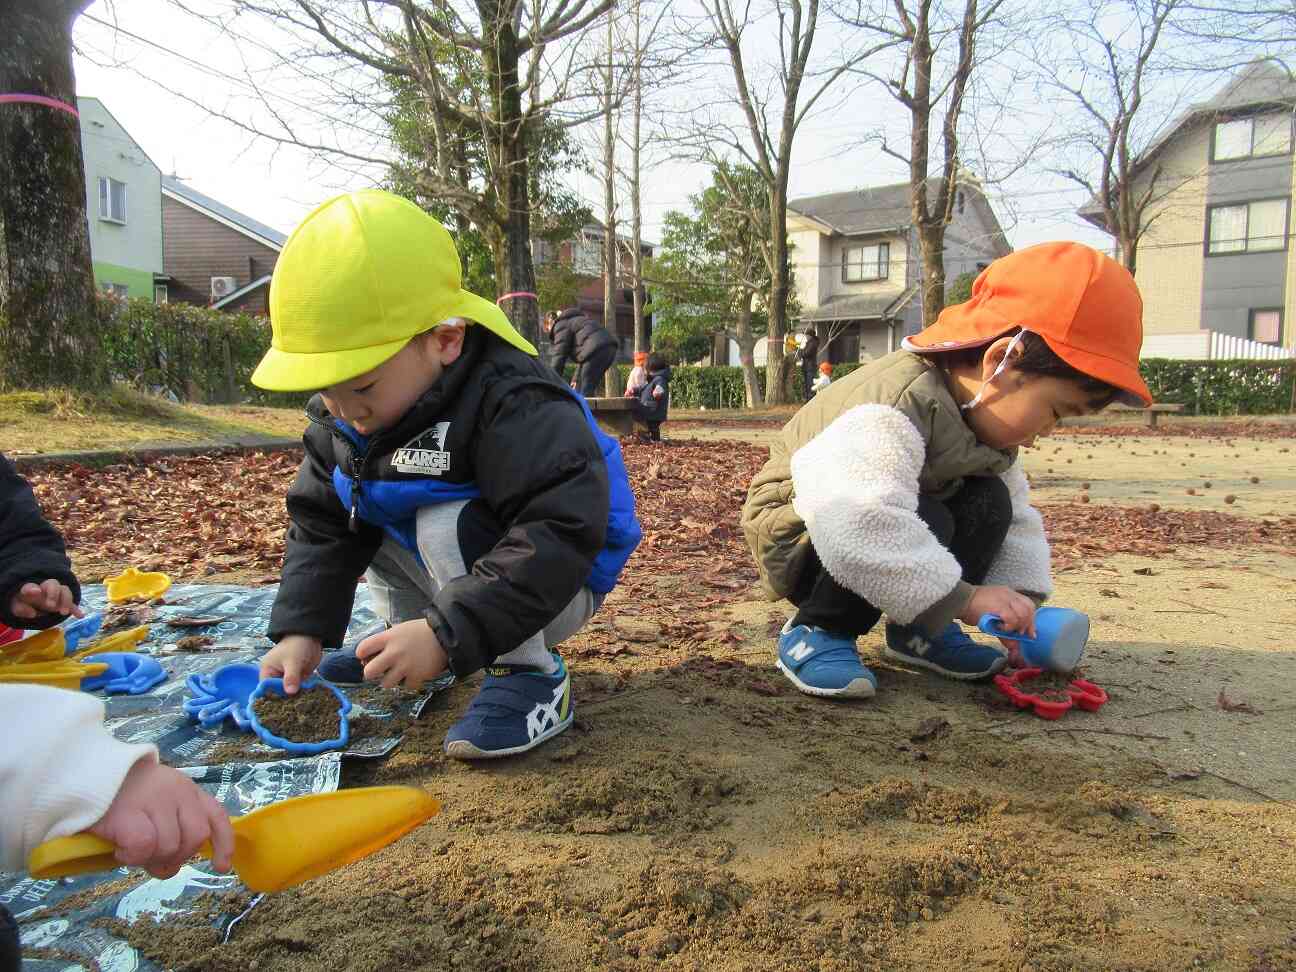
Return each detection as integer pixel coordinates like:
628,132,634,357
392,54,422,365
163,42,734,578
69,0,1203,261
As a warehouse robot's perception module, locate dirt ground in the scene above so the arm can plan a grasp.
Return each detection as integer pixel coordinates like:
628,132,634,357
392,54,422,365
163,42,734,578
56,420,1296,972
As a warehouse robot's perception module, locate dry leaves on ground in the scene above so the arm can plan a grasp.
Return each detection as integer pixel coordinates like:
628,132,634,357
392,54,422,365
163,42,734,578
1061,422,1296,441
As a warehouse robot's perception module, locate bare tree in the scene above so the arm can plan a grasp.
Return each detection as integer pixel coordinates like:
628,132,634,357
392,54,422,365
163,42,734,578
601,6,620,397
676,0,897,404
850,0,1011,326
629,0,648,356
153,0,615,348
1039,0,1185,272
0,0,103,389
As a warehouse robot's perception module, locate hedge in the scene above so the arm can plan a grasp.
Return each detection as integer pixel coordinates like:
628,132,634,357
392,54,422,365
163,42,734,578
662,358,1296,413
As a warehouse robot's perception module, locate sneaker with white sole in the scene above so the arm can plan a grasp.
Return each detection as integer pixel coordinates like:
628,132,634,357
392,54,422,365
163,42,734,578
776,620,877,698
883,621,1007,681
444,652,573,760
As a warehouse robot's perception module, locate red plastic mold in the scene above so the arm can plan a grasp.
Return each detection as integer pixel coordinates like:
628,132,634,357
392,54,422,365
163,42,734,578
992,667,1109,721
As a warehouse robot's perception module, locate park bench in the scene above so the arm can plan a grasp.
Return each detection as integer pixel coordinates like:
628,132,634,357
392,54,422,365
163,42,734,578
587,397,637,437
1106,402,1187,428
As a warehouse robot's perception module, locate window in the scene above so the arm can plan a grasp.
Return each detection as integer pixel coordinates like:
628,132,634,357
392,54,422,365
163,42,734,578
1206,198,1288,254
101,281,129,298
98,177,127,223
842,242,889,283
154,285,169,304
1213,113,1293,161
1249,308,1282,345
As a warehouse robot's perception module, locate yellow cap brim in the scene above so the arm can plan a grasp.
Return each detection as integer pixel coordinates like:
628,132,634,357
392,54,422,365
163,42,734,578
251,290,538,392
251,335,411,392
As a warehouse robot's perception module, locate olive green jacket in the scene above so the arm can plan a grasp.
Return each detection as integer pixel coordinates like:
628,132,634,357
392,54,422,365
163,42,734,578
740,351,1052,633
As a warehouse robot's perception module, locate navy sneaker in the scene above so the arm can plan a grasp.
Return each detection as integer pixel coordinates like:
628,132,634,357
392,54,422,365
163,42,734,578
883,621,1007,680
776,619,876,698
444,653,573,760
317,621,388,684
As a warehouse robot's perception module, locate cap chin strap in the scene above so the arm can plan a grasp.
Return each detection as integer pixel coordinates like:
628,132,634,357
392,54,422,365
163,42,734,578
960,329,1027,412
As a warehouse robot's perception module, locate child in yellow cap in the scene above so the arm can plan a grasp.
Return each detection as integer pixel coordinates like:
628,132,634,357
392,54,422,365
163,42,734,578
742,242,1149,697
254,190,641,759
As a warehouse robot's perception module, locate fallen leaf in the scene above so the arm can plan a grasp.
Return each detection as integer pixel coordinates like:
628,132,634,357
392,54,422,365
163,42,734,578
164,615,229,627
1217,689,1262,715
1133,567,1155,576
747,679,784,697
174,634,216,651
910,717,950,743
1099,589,1121,598
1197,581,1229,590
1165,765,1203,781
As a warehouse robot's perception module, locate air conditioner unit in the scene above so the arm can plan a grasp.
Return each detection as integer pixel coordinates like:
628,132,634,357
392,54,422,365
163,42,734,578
210,276,237,299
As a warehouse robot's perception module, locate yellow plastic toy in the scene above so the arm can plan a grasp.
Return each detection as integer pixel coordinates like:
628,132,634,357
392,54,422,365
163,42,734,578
71,625,150,660
104,568,172,604
28,786,441,893
0,627,66,665
0,658,109,691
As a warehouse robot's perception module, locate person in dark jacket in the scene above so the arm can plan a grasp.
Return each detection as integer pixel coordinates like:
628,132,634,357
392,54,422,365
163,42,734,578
253,190,641,760
630,352,671,442
544,307,619,397
0,455,83,633
797,327,821,399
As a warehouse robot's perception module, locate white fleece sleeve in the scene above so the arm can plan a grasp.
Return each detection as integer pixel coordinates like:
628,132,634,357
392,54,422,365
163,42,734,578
0,684,157,873
789,404,964,625
983,459,1054,599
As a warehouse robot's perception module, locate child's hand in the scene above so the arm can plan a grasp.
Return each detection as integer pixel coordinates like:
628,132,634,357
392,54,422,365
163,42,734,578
259,635,322,694
9,580,84,621
959,585,1037,639
90,758,234,879
356,620,448,690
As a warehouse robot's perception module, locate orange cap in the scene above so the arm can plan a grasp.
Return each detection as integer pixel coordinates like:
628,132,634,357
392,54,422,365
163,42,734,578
634,352,649,366
903,242,1150,406
818,361,833,374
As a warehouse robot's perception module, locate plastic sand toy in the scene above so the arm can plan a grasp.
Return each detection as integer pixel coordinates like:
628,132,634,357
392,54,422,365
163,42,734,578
80,652,167,695
248,677,353,755
28,786,441,892
993,667,1109,721
62,612,103,653
0,658,110,691
0,627,66,665
183,663,261,730
104,567,172,604
71,624,150,659
978,606,1091,673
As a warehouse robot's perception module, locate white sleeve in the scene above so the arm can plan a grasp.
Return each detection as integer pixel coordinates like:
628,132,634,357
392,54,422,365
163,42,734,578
790,403,965,625
0,684,157,872
983,459,1053,599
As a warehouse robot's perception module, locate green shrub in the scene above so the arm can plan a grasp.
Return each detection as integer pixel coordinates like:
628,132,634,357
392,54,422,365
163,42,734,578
1140,358,1295,415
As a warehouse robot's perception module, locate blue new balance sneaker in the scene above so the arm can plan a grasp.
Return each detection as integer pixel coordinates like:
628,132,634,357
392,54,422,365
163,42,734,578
776,620,877,698
444,653,573,760
883,621,1007,681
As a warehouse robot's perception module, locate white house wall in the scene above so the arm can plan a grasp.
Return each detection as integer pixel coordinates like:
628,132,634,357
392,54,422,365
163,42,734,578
77,98,162,280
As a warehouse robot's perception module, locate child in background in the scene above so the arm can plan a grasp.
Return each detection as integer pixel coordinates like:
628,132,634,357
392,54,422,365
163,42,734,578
1,454,235,972
254,190,640,759
630,352,671,442
741,242,1148,698
812,361,833,394
624,352,649,398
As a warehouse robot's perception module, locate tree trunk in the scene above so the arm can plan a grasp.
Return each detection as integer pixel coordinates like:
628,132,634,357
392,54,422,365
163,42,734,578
0,0,103,390
734,291,763,407
630,0,646,355
764,181,791,404
484,5,540,349
918,222,947,326
601,9,619,397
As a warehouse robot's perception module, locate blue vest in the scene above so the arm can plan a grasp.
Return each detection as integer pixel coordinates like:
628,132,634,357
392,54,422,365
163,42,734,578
331,391,640,595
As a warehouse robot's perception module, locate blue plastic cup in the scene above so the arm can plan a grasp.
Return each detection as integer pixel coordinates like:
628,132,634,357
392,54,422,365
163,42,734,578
977,607,1090,673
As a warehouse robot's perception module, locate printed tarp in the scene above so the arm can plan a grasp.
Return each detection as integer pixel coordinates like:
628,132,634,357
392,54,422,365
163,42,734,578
1,583,449,971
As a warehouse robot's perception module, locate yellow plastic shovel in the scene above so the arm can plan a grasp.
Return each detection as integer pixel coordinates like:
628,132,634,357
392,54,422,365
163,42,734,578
0,628,66,665
0,658,109,690
28,786,440,893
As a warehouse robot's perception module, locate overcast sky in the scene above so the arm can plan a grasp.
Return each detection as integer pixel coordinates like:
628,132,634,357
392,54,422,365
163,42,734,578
71,0,1214,261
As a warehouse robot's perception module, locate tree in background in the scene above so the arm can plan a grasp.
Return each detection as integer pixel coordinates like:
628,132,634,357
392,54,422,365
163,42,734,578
647,161,798,406
0,0,104,390
536,261,596,317
945,270,977,305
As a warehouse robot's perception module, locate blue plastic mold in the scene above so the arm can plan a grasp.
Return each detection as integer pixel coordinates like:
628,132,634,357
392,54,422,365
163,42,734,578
62,613,104,655
81,652,167,695
247,677,352,755
183,663,261,730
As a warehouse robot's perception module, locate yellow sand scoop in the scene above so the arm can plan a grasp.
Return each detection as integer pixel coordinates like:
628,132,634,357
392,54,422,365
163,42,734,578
0,658,109,690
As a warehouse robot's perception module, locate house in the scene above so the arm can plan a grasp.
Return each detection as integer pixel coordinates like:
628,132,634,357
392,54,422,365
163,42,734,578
1080,60,1296,357
161,175,286,314
786,176,1011,363
532,221,654,358
77,97,165,300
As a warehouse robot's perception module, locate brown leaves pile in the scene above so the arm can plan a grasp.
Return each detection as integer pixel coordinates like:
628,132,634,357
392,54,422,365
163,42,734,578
1041,502,1296,573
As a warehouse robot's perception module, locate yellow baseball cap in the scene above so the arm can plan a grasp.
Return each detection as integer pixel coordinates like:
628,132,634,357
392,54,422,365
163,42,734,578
252,189,537,391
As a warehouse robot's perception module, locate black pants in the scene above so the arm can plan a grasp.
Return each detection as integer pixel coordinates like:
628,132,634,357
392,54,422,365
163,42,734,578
801,358,816,399
575,343,618,397
1,902,18,972
629,400,664,440
789,475,1013,636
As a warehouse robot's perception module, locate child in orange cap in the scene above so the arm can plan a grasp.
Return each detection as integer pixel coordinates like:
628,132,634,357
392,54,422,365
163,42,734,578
742,242,1148,697
624,351,650,398
811,361,834,394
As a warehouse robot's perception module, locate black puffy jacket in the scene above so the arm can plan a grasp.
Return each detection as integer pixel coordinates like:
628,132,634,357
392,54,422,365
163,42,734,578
0,454,81,630
268,326,615,677
547,308,618,374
